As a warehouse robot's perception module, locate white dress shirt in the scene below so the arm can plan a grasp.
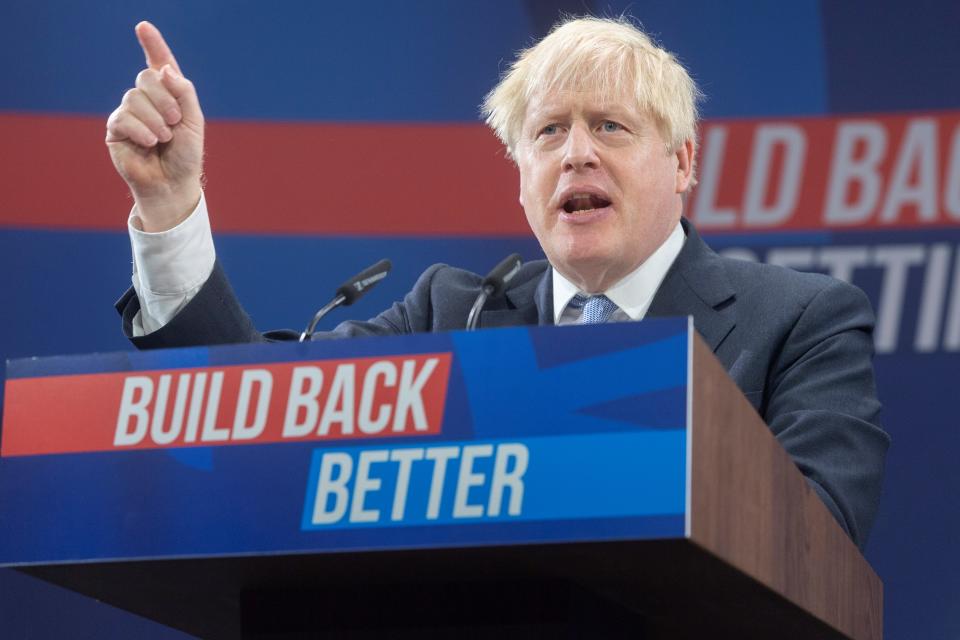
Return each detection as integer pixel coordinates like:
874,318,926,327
128,197,685,335
128,195,215,336
552,222,686,325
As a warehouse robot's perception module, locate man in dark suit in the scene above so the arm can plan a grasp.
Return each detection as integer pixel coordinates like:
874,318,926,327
107,18,888,548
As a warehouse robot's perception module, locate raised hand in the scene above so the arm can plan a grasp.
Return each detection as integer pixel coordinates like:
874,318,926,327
106,21,205,232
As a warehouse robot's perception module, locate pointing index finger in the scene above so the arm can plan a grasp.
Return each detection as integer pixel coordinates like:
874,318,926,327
135,21,182,74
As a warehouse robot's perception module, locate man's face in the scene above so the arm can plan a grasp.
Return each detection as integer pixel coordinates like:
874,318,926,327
514,89,693,293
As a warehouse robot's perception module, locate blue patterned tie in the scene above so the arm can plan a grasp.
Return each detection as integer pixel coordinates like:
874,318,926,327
571,294,620,324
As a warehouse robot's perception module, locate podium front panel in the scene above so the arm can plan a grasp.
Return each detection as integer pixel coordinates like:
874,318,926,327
0,319,690,566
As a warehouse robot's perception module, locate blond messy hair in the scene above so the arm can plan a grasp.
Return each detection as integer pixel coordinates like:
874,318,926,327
482,16,701,162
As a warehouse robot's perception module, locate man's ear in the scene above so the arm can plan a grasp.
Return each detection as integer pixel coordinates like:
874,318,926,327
675,138,695,193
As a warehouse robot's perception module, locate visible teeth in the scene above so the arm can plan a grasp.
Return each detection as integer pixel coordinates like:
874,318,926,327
564,193,609,213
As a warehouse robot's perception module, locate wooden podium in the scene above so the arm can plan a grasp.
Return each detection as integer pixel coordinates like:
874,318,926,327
0,319,880,638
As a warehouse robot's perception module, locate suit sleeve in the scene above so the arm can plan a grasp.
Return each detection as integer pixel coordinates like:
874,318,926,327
764,279,890,550
117,260,448,348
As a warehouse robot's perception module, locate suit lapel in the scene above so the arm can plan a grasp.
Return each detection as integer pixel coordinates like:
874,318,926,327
647,219,737,353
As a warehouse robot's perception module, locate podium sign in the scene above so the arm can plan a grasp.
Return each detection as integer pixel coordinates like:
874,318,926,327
0,319,691,565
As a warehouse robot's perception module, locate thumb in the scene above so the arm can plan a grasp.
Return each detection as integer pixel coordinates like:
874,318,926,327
161,64,203,125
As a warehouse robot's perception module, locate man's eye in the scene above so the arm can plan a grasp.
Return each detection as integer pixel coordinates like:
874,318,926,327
601,121,623,132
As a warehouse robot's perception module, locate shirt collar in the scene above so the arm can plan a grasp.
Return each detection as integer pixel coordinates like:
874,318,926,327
551,221,686,324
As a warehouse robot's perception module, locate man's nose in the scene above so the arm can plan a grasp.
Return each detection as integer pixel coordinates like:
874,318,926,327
562,124,599,171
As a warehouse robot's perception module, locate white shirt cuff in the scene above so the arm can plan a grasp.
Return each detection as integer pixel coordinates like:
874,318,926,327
128,193,216,336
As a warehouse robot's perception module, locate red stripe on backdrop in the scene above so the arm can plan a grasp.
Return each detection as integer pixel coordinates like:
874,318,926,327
689,111,960,232
3,111,960,234
0,114,528,235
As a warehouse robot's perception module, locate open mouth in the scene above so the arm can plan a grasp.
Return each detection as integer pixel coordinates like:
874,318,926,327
562,193,612,214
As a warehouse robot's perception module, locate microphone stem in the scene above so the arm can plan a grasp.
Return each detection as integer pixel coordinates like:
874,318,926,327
300,294,347,342
465,286,493,331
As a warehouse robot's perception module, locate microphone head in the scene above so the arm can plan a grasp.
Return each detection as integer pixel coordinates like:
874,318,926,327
481,253,523,298
335,258,392,305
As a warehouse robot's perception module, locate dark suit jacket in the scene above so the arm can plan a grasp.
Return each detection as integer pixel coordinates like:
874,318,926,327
118,219,889,549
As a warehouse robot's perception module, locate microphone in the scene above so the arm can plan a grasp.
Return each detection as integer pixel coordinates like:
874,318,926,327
466,253,523,331
299,258,392,342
